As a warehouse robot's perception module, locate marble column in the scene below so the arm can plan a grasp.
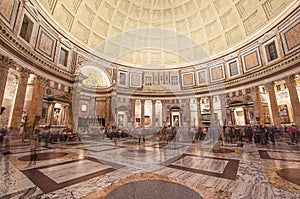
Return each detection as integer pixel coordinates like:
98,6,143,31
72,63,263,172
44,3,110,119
162,100,167,126
265,82,281,126
89,97,96,118
130,99,136,125
73,73,86,130
111,91,117,127
230,109,235,125
152,100,156,127
105,97,111,128
67,93,73,129
209,96,215,122
27,76,46,130
252,86,264,124
185,99,191,128
140,99,145,127
64,105,70,126
10,68,30,131
219,94,226,125
196,97,203,126
285,75,300,126
0,55,14,110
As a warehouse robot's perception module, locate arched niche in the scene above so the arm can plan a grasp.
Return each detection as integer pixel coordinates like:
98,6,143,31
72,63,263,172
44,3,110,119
79,65,111,87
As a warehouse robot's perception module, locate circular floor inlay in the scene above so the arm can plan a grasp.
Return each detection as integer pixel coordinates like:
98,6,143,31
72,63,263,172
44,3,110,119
277,168,300,186
105,180,203,199
18,152,68,161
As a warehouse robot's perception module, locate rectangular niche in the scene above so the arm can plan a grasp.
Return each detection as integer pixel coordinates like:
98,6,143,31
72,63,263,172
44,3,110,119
241,48,262,72
58,45,69,67
35,26,57,61
209,64,225,82
130,73,142,88
19,13,35,44
227,59,240,77
118,71,128,87
197,69,208,85
181,72,195,87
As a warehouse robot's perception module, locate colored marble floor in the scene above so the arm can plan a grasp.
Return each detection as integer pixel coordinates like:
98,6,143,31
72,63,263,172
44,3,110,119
0,137,299,199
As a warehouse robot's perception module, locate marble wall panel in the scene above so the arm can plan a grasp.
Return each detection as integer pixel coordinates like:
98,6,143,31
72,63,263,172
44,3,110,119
209,64,225,82
130,73,142,87
242,49,261,71
181,72,195,87
283,22,300,52
0,0,19,29
35,26,57,61
0,0,15,22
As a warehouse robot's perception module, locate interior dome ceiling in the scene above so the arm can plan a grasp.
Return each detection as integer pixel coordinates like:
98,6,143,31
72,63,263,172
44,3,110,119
36,0,295,68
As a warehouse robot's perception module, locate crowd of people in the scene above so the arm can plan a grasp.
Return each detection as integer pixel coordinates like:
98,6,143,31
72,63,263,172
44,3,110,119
192,124,299,145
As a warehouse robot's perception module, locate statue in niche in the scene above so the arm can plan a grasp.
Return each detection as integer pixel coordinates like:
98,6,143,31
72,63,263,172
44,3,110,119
173,115,179,127
53,108,60,125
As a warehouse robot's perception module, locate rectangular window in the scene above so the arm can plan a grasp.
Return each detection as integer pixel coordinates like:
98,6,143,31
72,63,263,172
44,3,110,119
19,15,34,43
119,72,127,86
59,48,69,66
145,76,152,85
171,76,178,85
229,61,239,76
266,41,278,62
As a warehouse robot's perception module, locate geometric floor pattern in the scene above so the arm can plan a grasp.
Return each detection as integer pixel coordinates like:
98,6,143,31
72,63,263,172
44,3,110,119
1,136,300,198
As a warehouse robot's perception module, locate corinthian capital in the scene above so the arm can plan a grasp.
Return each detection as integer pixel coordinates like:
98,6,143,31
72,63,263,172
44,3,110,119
285,75,296,86
0,55,15,68
18,67,31,78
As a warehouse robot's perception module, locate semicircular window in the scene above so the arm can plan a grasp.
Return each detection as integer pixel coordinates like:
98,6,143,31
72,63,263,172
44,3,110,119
80,66,111,88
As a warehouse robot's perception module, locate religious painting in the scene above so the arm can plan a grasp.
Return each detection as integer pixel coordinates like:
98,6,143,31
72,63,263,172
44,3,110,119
276,90,289,101
279,105,290,124
181,72,195,87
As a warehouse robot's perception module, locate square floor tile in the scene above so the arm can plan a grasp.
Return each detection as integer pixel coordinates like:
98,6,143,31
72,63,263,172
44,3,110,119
165,154,239,180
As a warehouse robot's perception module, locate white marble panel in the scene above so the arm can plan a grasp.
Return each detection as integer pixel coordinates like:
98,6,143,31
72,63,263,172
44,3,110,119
86,145,118,151
267,151,300,161
39,160,111,183
172,156,228,174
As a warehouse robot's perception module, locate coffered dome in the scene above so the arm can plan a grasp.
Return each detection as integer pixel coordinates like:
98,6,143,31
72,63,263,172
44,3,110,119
35,0,295,68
